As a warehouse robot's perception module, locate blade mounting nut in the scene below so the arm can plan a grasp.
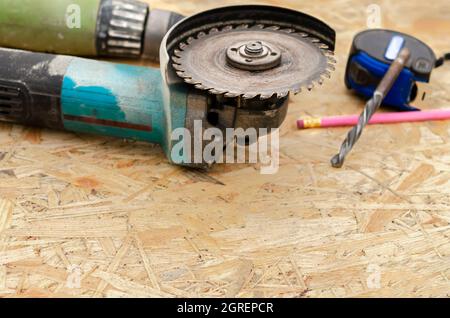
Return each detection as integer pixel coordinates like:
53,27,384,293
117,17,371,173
226,40,282,71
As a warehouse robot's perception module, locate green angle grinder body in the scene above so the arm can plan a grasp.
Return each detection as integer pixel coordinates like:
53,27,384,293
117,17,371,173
0,5,336,166
0,0,184,61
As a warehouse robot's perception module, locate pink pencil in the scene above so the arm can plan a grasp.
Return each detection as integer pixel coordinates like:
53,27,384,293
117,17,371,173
297,109,450,129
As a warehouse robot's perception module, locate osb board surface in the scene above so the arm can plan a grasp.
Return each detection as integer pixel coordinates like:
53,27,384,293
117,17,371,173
1,0,450,298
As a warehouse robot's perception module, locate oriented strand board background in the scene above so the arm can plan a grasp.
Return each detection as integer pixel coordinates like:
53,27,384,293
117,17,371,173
1,0,450,297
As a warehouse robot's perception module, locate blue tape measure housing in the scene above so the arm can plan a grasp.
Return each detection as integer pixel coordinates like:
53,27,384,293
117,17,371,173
347,52,425,111
345,29,437,111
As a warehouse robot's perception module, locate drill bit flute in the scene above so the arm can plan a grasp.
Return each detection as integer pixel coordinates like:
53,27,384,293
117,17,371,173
331,48,411,168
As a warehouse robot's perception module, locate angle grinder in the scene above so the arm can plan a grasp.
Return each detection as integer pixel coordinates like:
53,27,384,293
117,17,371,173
0,5,336,167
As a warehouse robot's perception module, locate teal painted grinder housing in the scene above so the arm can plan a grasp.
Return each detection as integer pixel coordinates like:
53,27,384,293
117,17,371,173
0,48,187,162
62,59,166,144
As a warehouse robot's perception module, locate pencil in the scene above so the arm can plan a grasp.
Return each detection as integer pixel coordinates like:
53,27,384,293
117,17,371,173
297,109,450,129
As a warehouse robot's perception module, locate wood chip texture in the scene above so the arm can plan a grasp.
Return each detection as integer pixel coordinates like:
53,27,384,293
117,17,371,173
0,0,449,298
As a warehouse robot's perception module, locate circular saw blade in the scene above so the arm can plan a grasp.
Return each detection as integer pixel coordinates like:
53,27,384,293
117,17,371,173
172,24,336,99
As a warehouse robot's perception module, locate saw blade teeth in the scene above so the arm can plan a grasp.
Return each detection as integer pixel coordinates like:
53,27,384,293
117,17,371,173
315,44,329,52
184,78,201,85
179,42,188,50
327,63,336,71
252,24,265,30
235,24,249,29
172,56,182,64
260,92,275,99
209,88,225,95
322,70,332,79
174,49,183,57
292,87,302,95
172,21,336,99
281,28,296,34
224,92,240,98
172,64,184,71
321,48,333,57
209,27,219,34
242,92,258,99
176,70,188,78
327,56,337,64
277,91,289,98
195,84,209,90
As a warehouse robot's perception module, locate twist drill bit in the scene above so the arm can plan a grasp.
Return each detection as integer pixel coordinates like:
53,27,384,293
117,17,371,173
331,48,411,168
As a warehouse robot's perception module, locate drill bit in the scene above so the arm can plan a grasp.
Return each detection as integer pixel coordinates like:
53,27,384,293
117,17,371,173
331,48,411,168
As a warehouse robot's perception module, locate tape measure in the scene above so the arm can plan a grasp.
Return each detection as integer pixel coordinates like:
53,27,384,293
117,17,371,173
345,29,448,111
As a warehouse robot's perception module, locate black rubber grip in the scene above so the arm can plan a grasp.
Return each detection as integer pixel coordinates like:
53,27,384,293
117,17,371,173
0,48,72,129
